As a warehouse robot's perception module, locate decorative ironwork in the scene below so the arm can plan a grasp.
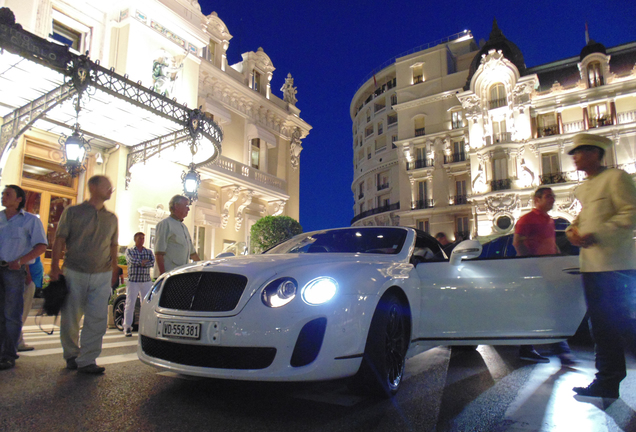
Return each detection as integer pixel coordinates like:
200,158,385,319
490,178,512,191
539,172,567,185
411,199,434,210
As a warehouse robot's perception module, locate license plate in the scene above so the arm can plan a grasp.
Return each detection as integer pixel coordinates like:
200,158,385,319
160,321,201,340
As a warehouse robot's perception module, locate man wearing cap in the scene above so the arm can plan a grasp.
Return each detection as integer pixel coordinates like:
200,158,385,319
566,133,636,399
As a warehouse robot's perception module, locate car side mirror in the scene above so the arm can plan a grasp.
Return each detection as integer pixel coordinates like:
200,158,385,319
449,240,482,266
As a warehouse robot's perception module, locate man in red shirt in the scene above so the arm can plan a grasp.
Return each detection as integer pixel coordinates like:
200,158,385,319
513,186,577,366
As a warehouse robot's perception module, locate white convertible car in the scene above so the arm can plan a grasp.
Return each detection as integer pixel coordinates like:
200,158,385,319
137,227,586,397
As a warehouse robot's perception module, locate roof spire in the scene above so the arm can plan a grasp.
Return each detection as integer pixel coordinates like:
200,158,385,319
490,17,504,40
585,22,590,44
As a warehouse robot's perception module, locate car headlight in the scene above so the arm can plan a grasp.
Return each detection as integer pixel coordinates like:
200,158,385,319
145,276,166,303
262,277,298,307
302,277,338,305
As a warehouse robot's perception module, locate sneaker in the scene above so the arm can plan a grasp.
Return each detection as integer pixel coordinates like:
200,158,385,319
519,349,550,363
66,357,78,370
0,358,15,370
77,364,106,375
559,353,579,367
18,345,35,352
125,328,132,337
573,381,619,399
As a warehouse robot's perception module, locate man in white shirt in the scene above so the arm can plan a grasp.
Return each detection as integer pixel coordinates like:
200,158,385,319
567,133,636,399
155,195,199,275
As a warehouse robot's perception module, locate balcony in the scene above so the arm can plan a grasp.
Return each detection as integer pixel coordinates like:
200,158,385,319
563,120,583,133
205,155,286,195
413,75,423,85
411,199,434,210
374,103,386,113
492,132,512,144
590,116,613,128
490,178,512,191
538,126,559,137
377,183,390,191
351,202,400,225
407,158,433,170
450,195,468,205
414,127,426,137
540,172,568,185
618,110,636,124
388,115,398,126
444,153,466,164
489,98,507,109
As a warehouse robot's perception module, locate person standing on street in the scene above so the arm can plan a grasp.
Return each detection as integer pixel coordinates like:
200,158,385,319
513,186,577,366
566,133,636,399
0,185,47,370
50,175,119,375
155,195,199,276
124,232,154,336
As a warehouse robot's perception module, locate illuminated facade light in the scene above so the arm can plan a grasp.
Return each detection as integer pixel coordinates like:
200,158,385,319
181,163,201,203
59,124,91,177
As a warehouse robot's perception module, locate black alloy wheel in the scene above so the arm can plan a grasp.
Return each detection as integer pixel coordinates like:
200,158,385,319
351,292,409,398
113,297,126,331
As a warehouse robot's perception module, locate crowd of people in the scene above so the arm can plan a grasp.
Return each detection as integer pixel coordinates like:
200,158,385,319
0,133,635,400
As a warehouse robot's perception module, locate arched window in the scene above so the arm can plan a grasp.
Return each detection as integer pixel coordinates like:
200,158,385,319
489,83,507,109
587,62,604,88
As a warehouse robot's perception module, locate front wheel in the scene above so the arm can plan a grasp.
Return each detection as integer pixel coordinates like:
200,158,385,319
113,297,126,331
351,292,410,398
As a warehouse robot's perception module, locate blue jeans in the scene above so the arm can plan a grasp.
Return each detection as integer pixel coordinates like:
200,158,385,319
0,266,26,361
583,270,636,387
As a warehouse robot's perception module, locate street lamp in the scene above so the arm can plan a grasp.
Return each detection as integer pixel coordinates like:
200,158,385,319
182,163,201,203
59,124,91,177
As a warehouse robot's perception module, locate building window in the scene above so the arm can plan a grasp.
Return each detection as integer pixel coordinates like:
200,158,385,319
589,103,610,127
387,113,397,126
456,216,470,239
537,113,558,137
412,63,424,85
358,181,365,200
378,121,384,135
252,70,261,92
489,83,507,109
454,180,467,205
493,119,507,143
587,61,604,88
417,219,429,233
540,153,565,184
391,94,397,105
391,135,398,149
51,21,82,51
414,117,425,137
378,195,390,208
366,110,371,123
365,125,374,138
451,111,463,129
377,172,389,191
251,138,260,169
493,157,508,181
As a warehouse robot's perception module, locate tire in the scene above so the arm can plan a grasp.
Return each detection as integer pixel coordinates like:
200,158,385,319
351,292,410,398
113,297,126,331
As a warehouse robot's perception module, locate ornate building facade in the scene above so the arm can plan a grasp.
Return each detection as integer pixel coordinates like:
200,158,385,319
0,0,311,269
350,21,636,240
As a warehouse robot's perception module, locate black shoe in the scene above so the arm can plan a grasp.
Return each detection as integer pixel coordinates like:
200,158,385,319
125,328,132,337
66,357,78,370
519,349,550,363
573,381,619,399
0,358,15,370
77,364,105,375
559,353,579,367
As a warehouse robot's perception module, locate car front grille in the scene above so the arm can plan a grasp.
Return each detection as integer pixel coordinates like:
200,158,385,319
158,272,248,312
141,336,276,370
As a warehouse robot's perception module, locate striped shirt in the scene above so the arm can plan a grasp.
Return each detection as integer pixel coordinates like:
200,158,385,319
125,246,155,282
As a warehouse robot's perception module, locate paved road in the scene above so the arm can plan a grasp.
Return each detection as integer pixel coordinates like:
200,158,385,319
1,315,636,432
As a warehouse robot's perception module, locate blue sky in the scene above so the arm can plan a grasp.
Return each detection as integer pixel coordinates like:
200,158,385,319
199,0,636,232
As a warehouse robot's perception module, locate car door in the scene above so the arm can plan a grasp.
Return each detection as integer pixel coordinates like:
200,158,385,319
413,237,586,345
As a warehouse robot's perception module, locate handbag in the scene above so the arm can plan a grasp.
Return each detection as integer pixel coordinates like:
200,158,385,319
36,275,69,335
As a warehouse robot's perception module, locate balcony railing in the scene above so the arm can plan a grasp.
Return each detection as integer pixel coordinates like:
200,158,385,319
411,199,434,210
618,110,636,124
563,120,583,133
351,202,400,225
490,178,512,191
206,155,286,193
407,158,433,170
374,103,386,113
538,125,559,137
365,128,374,138
450,195,468,205
377,183,390,191
493,132,511,143
413,75,423,84
414,127,426,137
444,153,466,164
489,98,507,109
540,172,568,185
388,116,398,125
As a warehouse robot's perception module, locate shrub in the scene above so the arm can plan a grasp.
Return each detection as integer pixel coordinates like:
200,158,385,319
250,216,302,253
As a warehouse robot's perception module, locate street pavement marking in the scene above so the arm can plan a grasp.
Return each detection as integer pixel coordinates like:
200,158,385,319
21,333,138,346
97,353,139,365
19,340,138,357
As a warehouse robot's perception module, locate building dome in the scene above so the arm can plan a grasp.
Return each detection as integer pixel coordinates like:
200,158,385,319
464,18,526,90
580,39,607,60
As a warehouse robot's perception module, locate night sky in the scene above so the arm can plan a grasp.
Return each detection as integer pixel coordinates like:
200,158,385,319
198,0,636,233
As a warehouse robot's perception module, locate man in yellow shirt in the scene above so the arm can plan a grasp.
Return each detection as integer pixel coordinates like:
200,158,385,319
567,133,636,399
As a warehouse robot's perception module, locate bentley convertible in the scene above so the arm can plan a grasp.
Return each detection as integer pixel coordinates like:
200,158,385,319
137,227,586,397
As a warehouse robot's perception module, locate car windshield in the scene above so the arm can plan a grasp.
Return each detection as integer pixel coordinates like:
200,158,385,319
264,228,408,255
